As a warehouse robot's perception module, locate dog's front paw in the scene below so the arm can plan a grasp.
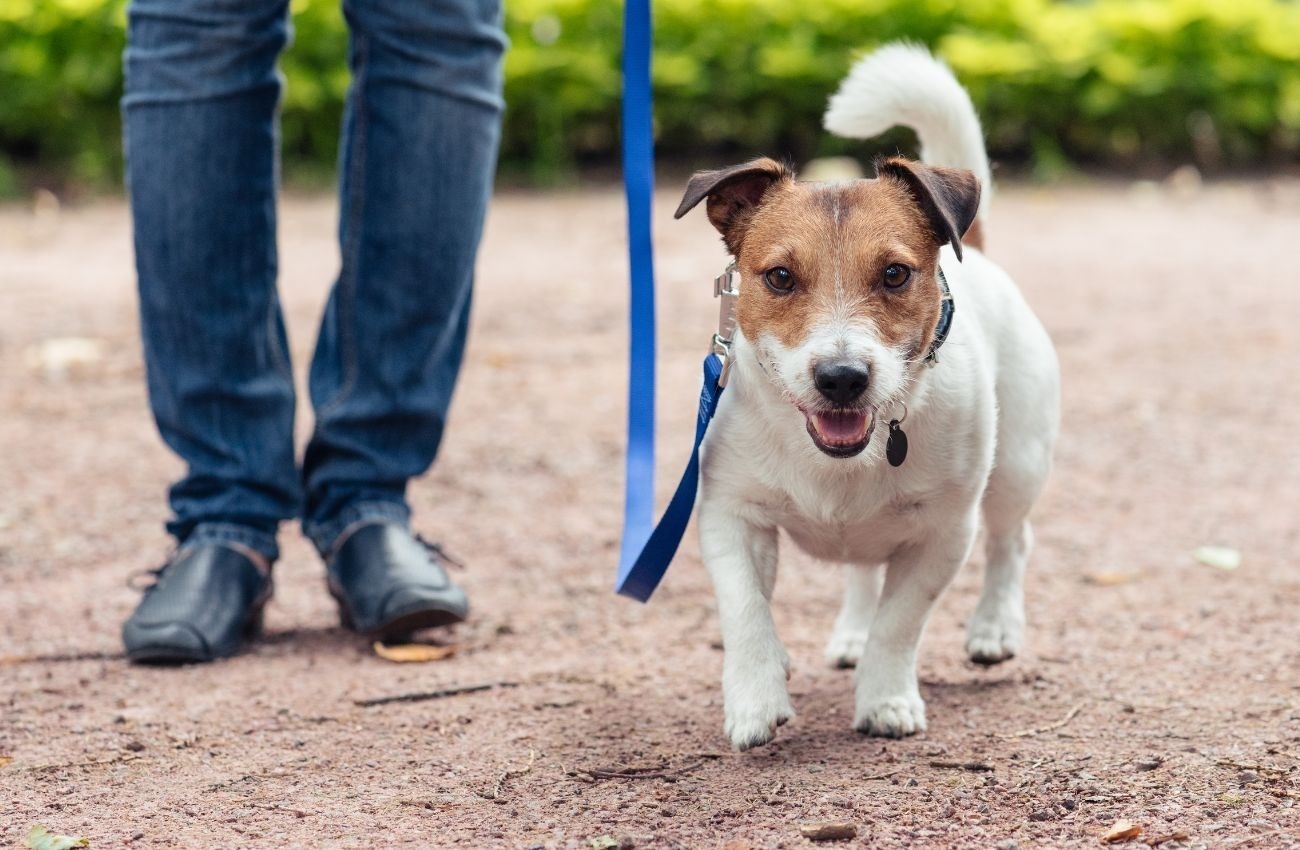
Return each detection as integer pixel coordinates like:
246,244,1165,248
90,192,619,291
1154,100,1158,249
965,603,1024,665
723,665,794,751
725,694,795,751
823,628,869,669
853,693,926,738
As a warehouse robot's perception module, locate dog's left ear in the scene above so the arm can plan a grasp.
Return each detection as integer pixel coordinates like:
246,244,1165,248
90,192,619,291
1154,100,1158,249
674,157,794,253
876,157,980,261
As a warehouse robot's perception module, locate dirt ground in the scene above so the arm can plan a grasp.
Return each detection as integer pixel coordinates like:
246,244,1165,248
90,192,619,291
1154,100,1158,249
1,179,1298,850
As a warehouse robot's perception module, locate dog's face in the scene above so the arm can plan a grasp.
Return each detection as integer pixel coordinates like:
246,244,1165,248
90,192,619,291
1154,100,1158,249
676,157,979,458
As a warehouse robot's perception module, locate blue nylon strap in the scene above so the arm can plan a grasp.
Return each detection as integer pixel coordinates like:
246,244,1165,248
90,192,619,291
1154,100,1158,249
616,0,724,602
617,0,658,589
617,355,727,601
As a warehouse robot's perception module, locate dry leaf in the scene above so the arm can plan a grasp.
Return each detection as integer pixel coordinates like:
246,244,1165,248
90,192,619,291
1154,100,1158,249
0,755,13,768
1193,545,1240,571
25,825,89,850
22,338,104,381
371,641,456,663
1083,569,1138,586
588,837,618,850
1100,820,1143,844
799,822,857,842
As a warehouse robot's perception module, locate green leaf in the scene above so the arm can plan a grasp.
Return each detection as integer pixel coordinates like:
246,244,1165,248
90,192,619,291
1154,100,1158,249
25,825,89,850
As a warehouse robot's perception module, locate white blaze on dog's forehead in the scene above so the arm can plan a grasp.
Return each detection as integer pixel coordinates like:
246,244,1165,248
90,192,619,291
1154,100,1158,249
831,191,845,304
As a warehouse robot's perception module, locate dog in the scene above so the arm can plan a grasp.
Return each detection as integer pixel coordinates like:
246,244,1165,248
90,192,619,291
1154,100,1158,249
673,43,1060,750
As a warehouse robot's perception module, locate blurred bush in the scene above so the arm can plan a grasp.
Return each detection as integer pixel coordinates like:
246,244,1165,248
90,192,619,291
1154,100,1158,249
2,0,1299,192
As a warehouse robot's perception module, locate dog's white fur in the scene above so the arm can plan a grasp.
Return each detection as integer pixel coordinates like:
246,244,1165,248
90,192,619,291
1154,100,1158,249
698,44,1061,749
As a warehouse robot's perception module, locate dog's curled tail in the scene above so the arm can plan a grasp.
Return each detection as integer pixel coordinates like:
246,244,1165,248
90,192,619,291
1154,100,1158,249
824,43,992,224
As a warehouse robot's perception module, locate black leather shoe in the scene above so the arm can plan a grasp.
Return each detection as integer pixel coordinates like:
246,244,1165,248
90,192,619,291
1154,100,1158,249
122,543,272,664
326,522,468,639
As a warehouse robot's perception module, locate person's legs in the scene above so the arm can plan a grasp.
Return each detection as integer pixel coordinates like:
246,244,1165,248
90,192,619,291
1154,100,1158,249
124,0,297,563
301,0,506,555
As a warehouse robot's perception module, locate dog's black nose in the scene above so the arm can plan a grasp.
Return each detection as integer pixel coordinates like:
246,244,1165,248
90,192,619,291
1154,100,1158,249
813,361,870,406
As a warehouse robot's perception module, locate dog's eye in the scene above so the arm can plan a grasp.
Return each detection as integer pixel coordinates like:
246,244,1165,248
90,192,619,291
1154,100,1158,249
764,267,796,294
882,263,912,289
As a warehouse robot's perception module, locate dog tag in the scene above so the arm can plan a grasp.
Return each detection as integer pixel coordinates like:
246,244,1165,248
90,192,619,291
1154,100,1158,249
886,420,908,467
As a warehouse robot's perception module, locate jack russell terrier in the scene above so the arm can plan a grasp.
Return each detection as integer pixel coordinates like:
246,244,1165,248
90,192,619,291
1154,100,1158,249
674,44,1060,750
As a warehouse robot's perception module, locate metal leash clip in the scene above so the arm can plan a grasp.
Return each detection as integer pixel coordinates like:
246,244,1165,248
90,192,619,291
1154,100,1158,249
712,261,739,387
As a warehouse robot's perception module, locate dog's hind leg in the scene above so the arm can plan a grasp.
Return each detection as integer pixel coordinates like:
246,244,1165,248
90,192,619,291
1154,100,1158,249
824,563,885,669
968,419,1053,664
966,516,1032,665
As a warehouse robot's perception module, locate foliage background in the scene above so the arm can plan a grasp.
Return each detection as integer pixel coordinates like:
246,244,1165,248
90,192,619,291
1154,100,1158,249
2,0,1300,193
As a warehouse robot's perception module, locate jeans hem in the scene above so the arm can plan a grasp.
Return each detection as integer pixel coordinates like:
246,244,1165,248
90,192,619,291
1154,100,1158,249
307,499,410,559
185,522,280,563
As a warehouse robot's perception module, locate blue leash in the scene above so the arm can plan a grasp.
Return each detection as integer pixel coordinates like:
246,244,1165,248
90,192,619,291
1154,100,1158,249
615,0,728,602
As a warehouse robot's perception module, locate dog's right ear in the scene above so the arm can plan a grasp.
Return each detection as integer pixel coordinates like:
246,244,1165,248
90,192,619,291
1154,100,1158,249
674,157,793,252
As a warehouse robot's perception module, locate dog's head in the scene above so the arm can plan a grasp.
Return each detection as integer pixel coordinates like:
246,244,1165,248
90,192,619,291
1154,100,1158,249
675,157,979,458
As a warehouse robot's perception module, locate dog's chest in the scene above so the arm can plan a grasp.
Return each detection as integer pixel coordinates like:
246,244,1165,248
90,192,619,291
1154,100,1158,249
767,471,935,564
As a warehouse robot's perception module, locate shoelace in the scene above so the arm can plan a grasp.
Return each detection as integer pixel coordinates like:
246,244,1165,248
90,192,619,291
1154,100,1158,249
414,534,466,571
128,535,462,591
125,551,179,593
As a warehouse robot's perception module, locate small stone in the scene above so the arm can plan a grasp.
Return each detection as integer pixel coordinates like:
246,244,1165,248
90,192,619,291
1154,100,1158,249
1061,798,1077,811
1135,757,1162,772
1030,808,1056,822
997,840,1019,850
798,822,857,842
1238,770,1260,784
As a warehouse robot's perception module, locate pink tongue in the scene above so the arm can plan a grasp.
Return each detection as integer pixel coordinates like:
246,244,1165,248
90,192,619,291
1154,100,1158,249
813,411,869,444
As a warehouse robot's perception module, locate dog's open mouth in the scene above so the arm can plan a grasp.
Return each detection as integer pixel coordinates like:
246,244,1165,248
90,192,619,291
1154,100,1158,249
805,407,875,458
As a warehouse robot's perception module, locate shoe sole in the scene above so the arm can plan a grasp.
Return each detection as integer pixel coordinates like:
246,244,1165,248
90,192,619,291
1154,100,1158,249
329,584,466,642
125,595,269,665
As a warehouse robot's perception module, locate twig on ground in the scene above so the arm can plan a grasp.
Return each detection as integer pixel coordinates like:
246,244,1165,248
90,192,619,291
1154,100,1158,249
479,748,538,801
0,650,125,665
353,680,518,707
996,702,1085,739
1145,831,1190,847
205,773,267,792
1213,758,1290,775
245,802,313,818
583,759,708,781
927,759,994,772
23,753,142,773
863,770,900,781
1223,828,1294,848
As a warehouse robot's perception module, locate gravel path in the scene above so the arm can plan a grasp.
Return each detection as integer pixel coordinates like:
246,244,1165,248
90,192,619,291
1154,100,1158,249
2,181,1298,849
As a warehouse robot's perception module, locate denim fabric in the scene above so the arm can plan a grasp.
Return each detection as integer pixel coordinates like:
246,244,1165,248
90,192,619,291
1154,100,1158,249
123,0,505,561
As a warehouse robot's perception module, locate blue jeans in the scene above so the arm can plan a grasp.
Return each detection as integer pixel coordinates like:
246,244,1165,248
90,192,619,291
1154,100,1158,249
122,0,505,561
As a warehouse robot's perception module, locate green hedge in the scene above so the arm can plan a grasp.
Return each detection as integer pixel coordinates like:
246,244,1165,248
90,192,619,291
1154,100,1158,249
3,0,1300,191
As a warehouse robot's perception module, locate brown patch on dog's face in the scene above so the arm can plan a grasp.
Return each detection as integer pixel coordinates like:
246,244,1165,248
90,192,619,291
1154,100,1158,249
732,176,947,363
676,157,981,457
